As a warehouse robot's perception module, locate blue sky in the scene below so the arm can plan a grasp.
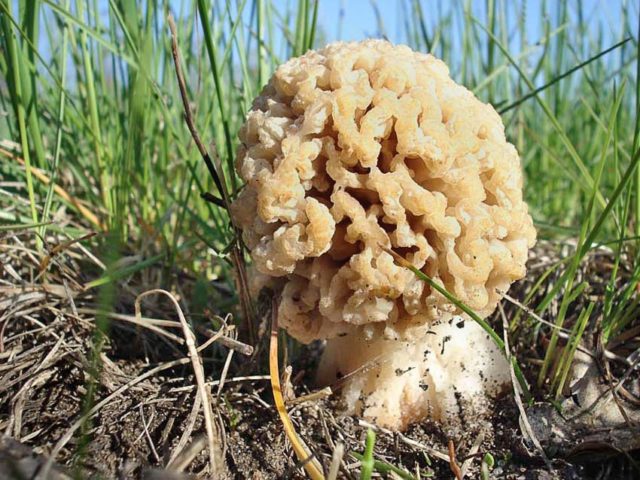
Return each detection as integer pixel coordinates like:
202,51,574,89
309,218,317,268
312,0,630,43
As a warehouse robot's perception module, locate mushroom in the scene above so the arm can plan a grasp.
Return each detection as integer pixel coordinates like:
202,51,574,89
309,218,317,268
231,40,536,430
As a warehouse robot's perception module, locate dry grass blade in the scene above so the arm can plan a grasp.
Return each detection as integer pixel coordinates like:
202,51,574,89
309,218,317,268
448,439,463,480
169,435,208,473
166,393,202,469
270,299,325,479
327,443,344,480
38,231,96,273
135,289,221,476
288,387,333,406
460,429,484,478
357,420,451,463
167,13,255,346
197,324,254,355
0,145,104,229
166,15,225,200
498,303,551,468
38,356,192,479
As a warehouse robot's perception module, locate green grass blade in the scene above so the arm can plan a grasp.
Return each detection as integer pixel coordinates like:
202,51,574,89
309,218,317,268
359,429,376,480
499,37,631,114
1,0,38,229
40,0,70,240
387,249,532,402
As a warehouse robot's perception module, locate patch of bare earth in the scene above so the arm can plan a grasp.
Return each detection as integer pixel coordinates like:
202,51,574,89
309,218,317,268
1,229,638,479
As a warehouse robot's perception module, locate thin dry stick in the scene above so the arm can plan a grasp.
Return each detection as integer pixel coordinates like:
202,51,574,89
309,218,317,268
498,304,551,467
85,308,185,344
288,386,333,406
166,15,224,198
198,325,254,355
135,289,220,476
38,232,97,274
167,14,256,346
170,435,209,473
167,374,271,394
501,292,572,333
196,325,227,352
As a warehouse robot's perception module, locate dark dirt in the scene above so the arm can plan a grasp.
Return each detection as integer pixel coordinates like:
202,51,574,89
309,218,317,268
1,231,639,479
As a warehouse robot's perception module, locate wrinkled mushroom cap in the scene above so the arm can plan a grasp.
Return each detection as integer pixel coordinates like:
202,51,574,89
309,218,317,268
232,40,535,344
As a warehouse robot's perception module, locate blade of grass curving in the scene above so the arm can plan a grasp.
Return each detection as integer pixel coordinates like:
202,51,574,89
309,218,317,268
220,0,249,81
0,221,51,232
351,452,415,480
499,38,631,114
473,23,568,94
385,248,532,402
84,252,166,290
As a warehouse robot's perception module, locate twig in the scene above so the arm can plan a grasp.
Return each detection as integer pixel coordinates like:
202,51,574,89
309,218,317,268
135,289,221,476
200,191,226,209
169,435,208,473
168,13,256,346
198,325,254,355
38,232,97,274
81,307,185,344
167,15,225,200
501,293,572,333
288,386,333,406
167,374,271,393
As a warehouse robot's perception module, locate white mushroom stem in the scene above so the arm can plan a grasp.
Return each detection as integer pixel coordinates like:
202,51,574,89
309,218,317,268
316,316,510,430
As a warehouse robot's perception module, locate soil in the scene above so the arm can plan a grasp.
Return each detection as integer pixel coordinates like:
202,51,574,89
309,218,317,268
1,230,638,479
